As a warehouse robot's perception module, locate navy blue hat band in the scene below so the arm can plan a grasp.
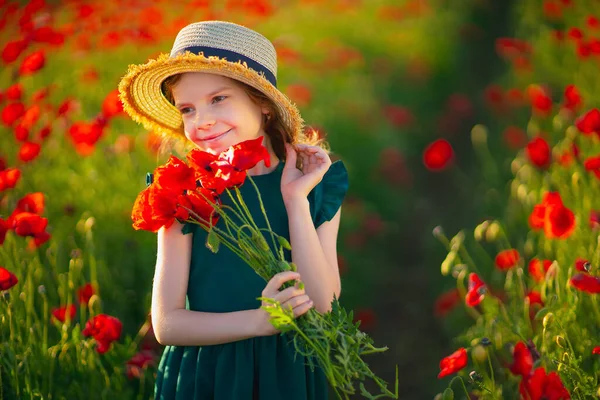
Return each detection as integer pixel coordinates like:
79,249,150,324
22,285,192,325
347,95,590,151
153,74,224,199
176,46,277,87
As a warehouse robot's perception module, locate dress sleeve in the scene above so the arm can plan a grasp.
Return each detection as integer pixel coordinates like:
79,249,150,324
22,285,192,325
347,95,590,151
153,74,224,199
146,171,194,235
309,160,349,229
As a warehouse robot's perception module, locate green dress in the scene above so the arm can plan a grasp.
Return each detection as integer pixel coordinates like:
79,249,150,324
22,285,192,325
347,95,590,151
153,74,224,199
149,159,349,400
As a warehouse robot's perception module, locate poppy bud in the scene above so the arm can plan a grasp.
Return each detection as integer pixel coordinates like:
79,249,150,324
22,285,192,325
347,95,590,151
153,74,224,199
543,312,554,330
474,221,490,242
555,335,566,348
527,119,540,136
471,124,488,146
471,345,487,363
486,222,500,242
552,114,564,131
565,125,578,140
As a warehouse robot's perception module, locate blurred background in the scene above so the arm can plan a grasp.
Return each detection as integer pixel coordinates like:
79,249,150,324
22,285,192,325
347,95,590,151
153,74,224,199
2,0,593,398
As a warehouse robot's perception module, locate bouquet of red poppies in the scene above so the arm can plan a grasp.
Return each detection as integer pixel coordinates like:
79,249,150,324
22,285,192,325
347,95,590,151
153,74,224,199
132,137,398,399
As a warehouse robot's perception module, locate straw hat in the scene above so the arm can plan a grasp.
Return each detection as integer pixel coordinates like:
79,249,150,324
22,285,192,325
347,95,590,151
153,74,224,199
117,20,304,145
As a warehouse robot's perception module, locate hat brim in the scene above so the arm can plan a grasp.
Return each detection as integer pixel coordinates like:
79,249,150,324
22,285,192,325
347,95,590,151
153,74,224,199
118,51,304,144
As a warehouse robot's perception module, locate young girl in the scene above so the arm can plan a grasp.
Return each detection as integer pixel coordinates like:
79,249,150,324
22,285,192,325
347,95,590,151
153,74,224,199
118,20,348,399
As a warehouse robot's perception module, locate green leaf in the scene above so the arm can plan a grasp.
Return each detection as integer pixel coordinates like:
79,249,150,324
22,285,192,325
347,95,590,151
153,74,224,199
206,229,220,253
442,388,454,400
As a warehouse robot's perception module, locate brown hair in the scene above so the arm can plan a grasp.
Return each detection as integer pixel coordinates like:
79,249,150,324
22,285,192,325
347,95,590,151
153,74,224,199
161,73,329,161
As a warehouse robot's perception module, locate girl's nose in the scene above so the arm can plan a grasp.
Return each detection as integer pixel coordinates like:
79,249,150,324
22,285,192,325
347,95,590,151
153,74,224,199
194,111,216,130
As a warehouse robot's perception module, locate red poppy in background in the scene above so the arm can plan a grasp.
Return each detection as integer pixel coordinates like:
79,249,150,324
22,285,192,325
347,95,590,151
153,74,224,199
528,258,553,282
0,218,8,245
18,141,41,162
0,266,18,290
495,37,532,59
434,288,460,317
510,341,533,377
562,84,582,111
285,83,312,107
495,249,520,271
101,89,124,119
526,291,543,307
1,39,28,63
51,304,77,323
570,273,600,293
593,346,600,355
31,26,65,46
529,192,575,239
423,139,454,171
575,258,590,272
68,120,105,155
525,136,551,169
383,104,414,128
575,108,600,136
8,192,45,228
519,367,571,400
5,84,23,100
126,350,156,380
77,283,95,305
2,102,26,126
11,212,48,237
437,347,467,378
503,126,528,150
527,85,553,116
82,314,123,354
466,273,486,306
353,308,376,331
19,50,45,75
584,155,600,179
0,168,21,192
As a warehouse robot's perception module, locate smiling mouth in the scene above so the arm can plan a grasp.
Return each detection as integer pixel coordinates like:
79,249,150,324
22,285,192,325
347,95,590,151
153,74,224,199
201,129,232,142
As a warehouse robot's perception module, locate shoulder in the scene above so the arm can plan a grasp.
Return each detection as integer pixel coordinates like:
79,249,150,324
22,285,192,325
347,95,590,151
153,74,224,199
308,160,349,229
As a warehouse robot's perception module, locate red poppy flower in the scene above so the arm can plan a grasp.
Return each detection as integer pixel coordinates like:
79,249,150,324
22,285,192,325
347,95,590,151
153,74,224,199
131,186,178,232
588,16,600,29
68,120,105,154
153,156,197,195
0,168,21,191
438,347,468,378
218,136,271,171
19,50,45,75
562,85,582,111
423,139,454,171
575,258,590,272
57,98,79,117
378,147,412,186
527,86,553,116
0,266,18,290
575,109,600,136
179,188,220,228
0,218,8,245
593,346,600,355
1,102,25,126
51,304,77,323
31,230,50,248
569,273,600,293
126,350,156,380
495,249,520,271
434,288,460,317
18,141,41,162
101,89,124,119
584,155,600,179
484,84,506,113
5,83,23,100
525,137,551,169
1,39,28,64
382,105,414,128
526,291,543,306
528,258,553,282
503,126,528,150
590,211,600,229
285,83,312,107
568,27,583,41
82,314,123,354
11,212,48,236
466,273,486,306
77,283,95,305
519,367,570,400
495,38,531,59
529,192,575,239
353,308,376,331
7,192,45,227
543,0,562,20
510,341,533,377
31,26,65,45
20,104,41,129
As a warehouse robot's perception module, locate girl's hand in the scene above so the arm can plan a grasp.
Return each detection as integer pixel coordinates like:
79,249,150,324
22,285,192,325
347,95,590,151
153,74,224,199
281,143,332,205
256,271,314,336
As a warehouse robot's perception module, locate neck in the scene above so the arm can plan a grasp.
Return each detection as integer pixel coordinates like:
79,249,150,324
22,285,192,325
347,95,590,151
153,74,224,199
247,135,279,176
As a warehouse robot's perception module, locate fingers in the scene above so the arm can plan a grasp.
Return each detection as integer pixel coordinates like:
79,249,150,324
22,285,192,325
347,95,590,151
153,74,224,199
276,285,305,303
292,298,314,318
262,271,300,296
281,294,310,310
283,143,297,170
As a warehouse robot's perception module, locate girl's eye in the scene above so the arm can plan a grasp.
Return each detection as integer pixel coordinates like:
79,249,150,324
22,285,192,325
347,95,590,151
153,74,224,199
180,107,192,115
212,95,227,104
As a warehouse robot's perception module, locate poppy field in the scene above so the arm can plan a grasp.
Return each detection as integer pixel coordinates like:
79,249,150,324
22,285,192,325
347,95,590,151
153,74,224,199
1,0,599,399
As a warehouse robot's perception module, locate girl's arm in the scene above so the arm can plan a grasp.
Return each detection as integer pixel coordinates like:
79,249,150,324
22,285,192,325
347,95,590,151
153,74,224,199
284,198,342,314
151,220,267,346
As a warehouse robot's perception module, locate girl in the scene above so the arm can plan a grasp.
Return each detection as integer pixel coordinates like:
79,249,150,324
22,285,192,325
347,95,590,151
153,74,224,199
118,20,348,399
